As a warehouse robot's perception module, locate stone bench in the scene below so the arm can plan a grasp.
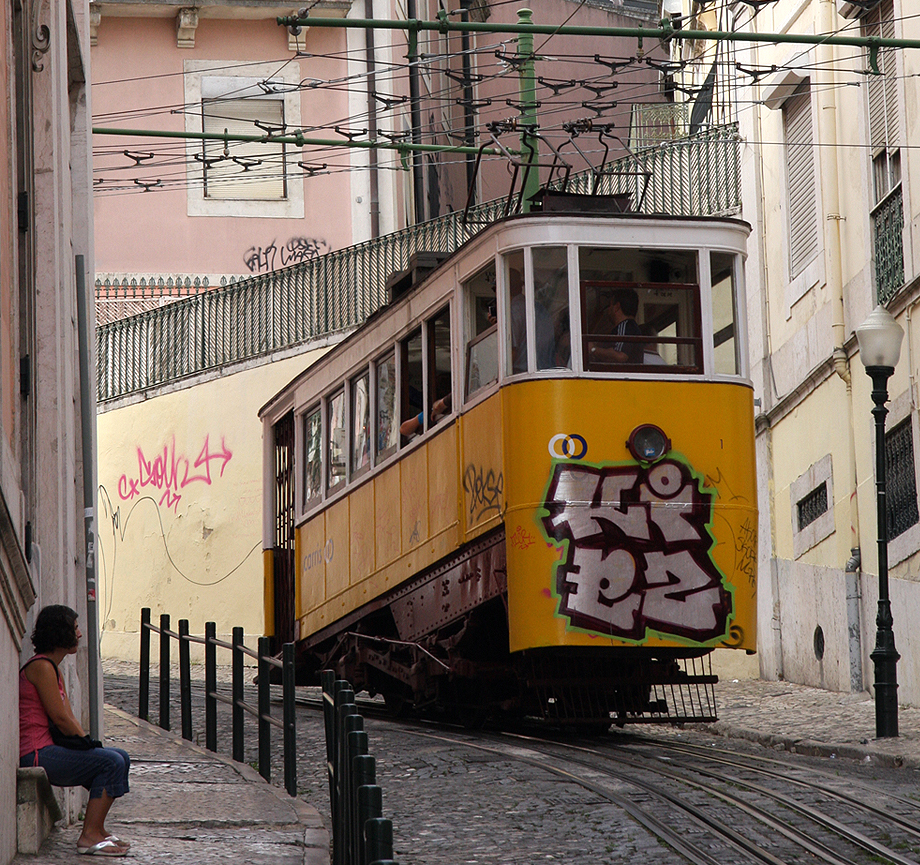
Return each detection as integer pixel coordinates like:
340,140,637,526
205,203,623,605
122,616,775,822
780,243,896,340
16,767,63,854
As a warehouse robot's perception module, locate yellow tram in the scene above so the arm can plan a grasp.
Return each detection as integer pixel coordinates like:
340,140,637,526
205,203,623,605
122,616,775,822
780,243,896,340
260,206,756,726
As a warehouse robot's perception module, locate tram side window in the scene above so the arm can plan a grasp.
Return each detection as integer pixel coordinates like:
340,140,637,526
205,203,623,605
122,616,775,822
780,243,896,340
533,247,570,371
428,306,453,418
401,327,424,441
351,372,370,477
376,353,398,459
711,252,740,375
579,247,702,373
303,406,322,509
464,261,498,398
327,388,346,491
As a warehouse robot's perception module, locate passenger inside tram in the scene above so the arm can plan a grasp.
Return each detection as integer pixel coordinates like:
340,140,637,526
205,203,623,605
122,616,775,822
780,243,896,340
587,287,644,365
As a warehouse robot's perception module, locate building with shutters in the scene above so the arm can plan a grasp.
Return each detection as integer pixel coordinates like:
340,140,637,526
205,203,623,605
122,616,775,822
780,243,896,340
664,0,920,705
2,0,96,859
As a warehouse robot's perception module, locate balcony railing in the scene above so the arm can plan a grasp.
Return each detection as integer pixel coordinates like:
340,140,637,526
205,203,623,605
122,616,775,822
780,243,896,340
96,125,741,403
873,184,904,306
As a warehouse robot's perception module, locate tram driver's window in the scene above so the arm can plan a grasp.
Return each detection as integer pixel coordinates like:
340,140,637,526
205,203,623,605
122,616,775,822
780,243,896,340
303,406,322,509
711,251,740,375
463,261,498,398
579,247,702,373
327,388,346,491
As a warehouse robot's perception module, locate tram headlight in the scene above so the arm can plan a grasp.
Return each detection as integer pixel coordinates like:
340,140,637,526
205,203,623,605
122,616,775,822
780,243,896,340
627,424,671,463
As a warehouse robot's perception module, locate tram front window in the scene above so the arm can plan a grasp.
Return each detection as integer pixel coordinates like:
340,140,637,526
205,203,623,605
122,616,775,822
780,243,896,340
711,251,740,375
534,247,571,371
579,246,702,373
464,262,498,398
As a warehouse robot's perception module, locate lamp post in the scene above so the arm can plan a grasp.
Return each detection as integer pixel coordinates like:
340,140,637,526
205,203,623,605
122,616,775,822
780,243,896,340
856,305,905,738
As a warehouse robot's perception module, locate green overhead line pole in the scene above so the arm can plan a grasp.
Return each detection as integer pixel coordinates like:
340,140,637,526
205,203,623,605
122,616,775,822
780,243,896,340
516,8,539,213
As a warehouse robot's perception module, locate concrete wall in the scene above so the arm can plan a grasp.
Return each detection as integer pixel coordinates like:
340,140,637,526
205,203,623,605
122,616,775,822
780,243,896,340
96,348,331,660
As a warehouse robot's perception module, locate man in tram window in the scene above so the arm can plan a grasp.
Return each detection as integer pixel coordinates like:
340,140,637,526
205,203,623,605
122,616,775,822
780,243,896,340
400,393,452,438
589,287,643,365
509,268,554,373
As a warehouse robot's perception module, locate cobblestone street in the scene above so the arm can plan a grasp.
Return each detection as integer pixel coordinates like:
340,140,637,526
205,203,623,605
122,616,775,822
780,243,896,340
101,661,920,864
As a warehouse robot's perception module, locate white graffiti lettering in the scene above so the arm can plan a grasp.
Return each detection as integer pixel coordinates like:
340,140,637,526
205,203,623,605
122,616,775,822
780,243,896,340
541,460,731,642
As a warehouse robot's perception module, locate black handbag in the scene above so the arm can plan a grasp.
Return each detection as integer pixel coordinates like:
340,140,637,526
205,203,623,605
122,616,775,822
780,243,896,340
22,656,102,750
49,723,100,750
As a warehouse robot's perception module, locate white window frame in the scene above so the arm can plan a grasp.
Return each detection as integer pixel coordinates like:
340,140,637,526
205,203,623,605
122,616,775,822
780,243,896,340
184,60,304,218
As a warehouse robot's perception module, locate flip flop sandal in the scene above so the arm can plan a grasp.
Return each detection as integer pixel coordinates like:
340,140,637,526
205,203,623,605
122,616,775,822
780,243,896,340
77,839,128,856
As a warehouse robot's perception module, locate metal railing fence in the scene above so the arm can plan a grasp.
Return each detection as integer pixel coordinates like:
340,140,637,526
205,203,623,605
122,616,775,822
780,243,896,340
138,608,298,796
323,671,399,865
97,126,740,403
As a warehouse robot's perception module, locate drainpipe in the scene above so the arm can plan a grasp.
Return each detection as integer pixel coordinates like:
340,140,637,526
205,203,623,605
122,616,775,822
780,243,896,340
76,255,101,738
818,0,864,691
365,0,380,238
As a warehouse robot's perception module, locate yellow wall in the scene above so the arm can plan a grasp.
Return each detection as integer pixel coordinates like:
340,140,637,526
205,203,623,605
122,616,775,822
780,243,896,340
97,351,327,660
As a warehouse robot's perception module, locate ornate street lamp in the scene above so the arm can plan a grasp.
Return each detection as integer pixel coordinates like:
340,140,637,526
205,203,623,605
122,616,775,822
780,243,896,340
856,305,905,738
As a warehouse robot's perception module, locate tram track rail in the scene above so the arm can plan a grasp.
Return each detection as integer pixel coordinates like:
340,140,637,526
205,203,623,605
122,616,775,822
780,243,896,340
300,692,920,865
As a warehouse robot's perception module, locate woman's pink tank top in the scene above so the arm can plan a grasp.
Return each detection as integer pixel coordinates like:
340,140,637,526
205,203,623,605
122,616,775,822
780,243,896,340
19,655,63,758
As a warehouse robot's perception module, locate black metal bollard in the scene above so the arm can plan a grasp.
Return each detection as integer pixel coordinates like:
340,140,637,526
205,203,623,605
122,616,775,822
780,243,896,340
258,636,271,783
139,608,151,722
282,642,297,797
158,614,170,731
205,621,217,752
365,818,394,865
321,672,337,816
232,626,244,763
179,619,192,741
358,784,383,865
333,688,356,865
347,726,368,864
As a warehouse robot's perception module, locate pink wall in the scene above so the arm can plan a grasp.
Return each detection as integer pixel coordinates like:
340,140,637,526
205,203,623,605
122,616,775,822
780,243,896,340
92,16,357,276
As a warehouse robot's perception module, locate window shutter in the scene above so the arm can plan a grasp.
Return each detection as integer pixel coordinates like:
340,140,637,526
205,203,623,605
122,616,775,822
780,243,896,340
202,98,286,200
864,1,898,152
783,81,818,279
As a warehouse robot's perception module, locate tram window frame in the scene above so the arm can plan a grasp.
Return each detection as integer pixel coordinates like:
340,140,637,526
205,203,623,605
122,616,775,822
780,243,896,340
350,370,371,479
710,251,741,376
581,281,704,374
463,260,498,400
302,404,323,510
400,327,425,443
326,387,347,493
427,305,453,422
375,351,399,462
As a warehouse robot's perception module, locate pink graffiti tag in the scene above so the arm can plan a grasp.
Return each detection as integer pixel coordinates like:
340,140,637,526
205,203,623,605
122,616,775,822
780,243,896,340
117,435,233,512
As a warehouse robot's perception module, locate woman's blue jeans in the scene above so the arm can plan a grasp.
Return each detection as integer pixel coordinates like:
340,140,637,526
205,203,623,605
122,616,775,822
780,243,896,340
20,745,130,799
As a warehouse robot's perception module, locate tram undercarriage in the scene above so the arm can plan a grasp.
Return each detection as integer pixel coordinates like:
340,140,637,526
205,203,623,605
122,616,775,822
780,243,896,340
299,532,720,727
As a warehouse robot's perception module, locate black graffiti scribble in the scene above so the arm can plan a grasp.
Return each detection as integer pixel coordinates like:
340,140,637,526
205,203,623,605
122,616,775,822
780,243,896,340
243,236,331,273
463,464,504,522
736,517,757,588
281,236,329,266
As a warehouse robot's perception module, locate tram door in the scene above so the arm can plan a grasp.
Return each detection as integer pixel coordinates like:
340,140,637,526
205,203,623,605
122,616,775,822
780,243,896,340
272,411,296,650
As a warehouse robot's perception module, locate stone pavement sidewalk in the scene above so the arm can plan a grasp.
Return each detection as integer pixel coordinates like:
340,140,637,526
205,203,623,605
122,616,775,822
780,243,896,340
14,705,329,864
699,677,920,769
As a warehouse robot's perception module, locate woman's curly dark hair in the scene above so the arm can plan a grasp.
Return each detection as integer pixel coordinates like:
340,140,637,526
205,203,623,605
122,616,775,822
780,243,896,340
31,605,79,653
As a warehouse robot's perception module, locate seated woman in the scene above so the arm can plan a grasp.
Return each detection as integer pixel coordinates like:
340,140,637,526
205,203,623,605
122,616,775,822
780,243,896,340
20,605,131,857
